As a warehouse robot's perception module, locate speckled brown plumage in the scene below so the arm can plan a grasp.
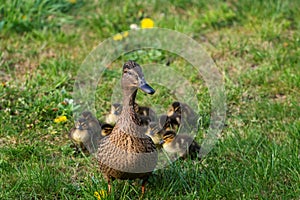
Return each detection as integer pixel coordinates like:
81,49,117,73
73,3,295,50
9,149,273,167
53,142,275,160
97,61,157,194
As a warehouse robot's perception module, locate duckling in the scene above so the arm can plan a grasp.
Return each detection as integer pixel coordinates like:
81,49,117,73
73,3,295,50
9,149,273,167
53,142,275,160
158,114,180,131
105,103,122,124
69,111,102,154
97,61,157,194
81,110,102,132
144,115,179,148
145,122,163,148
135,103,157,122
160,130,201,160
100,123,114,137
68,118,94,154
106,103,154,126
138,114,152,126
167,101,198,130
167,101,181,117
81,110,100,121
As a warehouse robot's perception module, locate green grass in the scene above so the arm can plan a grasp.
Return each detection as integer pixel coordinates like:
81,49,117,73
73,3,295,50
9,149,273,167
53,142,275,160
1,0,300,199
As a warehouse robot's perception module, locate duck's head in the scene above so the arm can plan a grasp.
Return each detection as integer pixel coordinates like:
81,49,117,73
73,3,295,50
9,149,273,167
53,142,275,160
159,130,176,145
122,60,155,95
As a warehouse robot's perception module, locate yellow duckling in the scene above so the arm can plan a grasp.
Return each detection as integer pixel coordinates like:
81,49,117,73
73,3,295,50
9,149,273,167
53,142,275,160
160,130,201,160
68,118,91,153
100,123,114,137
158,114,180,131
69,111,102,154
145,122,163,148
135,103,157,122
105,103,122,124
167,101,198,127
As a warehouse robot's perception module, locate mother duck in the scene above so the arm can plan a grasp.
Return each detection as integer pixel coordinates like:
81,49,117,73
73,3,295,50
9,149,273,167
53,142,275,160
97,61,158,194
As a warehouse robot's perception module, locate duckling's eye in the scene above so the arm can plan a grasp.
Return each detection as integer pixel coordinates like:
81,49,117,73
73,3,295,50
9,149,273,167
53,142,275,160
81,122,87,127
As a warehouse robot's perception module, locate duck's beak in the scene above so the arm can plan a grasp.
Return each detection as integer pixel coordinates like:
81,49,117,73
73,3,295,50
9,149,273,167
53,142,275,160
139,77,155,94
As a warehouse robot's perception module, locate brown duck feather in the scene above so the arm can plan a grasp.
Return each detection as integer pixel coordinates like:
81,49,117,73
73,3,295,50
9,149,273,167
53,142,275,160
97,61,157,193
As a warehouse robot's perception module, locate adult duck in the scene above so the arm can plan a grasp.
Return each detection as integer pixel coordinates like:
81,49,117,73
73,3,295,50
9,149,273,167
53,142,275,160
97,61,157,194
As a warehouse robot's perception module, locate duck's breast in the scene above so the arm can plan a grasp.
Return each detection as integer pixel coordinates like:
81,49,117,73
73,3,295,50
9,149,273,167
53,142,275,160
97,129,157,174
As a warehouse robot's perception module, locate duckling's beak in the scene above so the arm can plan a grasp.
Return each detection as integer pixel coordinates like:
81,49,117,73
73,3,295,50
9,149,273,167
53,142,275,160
78,125,83,130
149,130,154,136
139,77,155,94
113,111,119,115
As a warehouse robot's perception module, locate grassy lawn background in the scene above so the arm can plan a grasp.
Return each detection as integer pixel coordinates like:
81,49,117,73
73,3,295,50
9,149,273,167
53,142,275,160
1,0,299,199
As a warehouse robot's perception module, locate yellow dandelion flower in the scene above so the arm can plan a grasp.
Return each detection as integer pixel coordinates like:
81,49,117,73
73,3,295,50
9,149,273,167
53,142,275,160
69,0,76,4
94,191,100,200
22,15,27,20
122,31,129,38
113,33,123,41
54,115,67,123
99,190,107,198
141,18,154,29
94,190,107,200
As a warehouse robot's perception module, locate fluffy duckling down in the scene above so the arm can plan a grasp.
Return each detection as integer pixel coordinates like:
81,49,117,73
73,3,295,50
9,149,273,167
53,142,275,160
160,130,201,160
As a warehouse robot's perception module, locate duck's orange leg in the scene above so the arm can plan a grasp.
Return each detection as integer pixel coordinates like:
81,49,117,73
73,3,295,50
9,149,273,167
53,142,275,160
107,178,111,193
141,179,147,194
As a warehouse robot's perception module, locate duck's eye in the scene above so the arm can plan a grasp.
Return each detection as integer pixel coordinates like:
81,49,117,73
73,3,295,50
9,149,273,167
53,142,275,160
124,68,135,75
126,71,133,75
